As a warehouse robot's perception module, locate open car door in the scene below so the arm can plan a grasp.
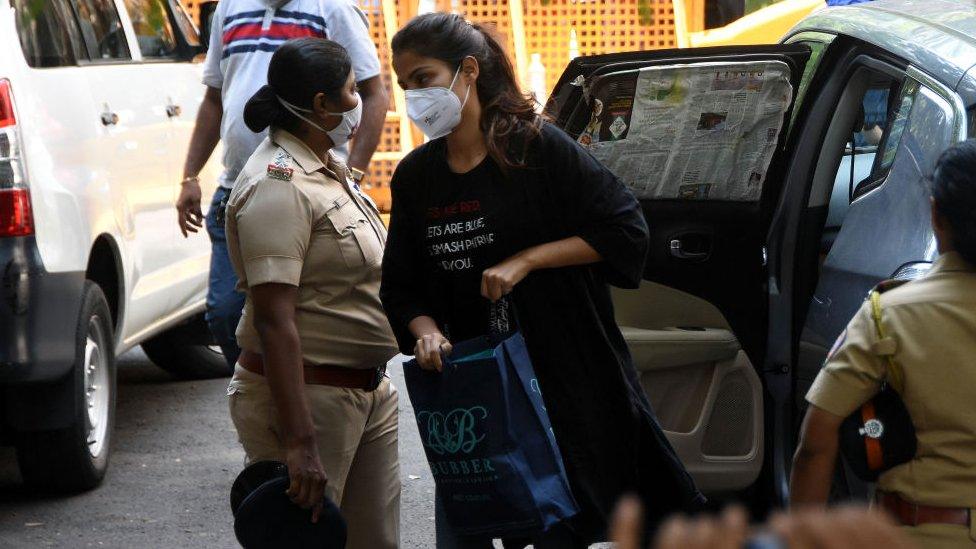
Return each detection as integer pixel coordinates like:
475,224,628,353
548,44,811,497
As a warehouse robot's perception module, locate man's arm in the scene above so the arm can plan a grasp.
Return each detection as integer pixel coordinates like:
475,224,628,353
790,404,845,508
176,86,222,237
348,75,389,173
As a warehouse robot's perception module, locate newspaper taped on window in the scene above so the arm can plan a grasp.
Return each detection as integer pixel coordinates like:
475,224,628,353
579,61,794,202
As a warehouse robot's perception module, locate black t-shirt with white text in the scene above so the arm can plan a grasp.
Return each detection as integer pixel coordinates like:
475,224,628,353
418,151,526,342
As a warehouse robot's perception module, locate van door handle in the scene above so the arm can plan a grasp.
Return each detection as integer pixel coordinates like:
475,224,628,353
166,103,182,118
100,104,119,126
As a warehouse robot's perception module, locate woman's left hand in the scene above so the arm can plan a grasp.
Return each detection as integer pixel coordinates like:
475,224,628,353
482,254,533,302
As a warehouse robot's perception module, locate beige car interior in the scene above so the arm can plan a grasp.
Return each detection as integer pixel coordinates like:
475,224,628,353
613,282,764,494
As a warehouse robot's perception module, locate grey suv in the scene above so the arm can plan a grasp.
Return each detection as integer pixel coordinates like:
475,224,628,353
546,0,974,506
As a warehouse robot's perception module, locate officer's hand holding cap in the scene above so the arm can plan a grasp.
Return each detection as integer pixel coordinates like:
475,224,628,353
231,460,346,549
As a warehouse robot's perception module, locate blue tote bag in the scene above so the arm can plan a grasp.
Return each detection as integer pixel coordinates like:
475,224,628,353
403,302,579,537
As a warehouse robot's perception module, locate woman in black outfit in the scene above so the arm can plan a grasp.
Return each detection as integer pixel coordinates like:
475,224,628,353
380,13,705,548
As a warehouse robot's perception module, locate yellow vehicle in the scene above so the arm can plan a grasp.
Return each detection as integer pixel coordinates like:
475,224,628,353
677,0,825,47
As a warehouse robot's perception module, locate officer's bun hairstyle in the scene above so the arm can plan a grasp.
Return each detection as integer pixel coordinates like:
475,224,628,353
932,139,976,265
244,38,352,133
392,13,541,171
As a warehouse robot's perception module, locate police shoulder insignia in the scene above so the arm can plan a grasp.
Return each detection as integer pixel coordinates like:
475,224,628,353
267,164,294,181
267,150,294,181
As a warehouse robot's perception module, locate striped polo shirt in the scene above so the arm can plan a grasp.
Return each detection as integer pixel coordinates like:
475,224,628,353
202,0,381,188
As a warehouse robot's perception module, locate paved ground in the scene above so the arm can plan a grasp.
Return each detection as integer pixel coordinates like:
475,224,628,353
0,349,437,548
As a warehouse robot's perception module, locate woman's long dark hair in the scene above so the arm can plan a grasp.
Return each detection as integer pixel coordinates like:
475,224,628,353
932,139,976,266
392,13,541,170
243,38,351,133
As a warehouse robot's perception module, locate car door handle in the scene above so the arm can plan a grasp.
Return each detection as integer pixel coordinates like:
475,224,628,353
100,104,119,126
166,103,182,118
669,238,709,261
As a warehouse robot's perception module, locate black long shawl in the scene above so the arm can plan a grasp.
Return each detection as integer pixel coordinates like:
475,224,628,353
381,123,705,540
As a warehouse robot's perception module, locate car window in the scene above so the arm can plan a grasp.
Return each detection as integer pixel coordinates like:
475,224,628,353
14,0,87,67
74,0,131,61
825,76,902,214
579,59,796,202
885,84,956,185
123,0,178,59
820,71,904,250
167,0,200,47
823,80,954,250
852,81,915,199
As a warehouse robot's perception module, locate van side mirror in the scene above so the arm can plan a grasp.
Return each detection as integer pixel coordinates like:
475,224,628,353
198,1,219,51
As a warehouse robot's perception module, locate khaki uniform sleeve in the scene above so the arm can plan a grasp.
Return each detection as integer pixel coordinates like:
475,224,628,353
235,180,314,287
806,301,886,417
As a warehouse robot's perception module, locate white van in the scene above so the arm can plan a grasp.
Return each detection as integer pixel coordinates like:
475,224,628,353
0,0,223,491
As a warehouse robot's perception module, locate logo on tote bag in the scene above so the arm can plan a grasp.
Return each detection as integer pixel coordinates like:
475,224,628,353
417,407,488,455
417,407,498,481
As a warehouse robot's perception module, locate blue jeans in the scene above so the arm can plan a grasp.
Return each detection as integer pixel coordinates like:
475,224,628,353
205,186,245,369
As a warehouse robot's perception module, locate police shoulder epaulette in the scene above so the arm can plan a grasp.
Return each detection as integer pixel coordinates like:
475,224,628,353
267,149,294,181
868,279,907,362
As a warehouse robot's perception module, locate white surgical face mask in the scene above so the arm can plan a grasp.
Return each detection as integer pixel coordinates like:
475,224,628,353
277,93,362,148
405,64,471,140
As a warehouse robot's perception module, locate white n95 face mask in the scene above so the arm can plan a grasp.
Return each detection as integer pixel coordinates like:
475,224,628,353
277,93,362,148
405,64,471,140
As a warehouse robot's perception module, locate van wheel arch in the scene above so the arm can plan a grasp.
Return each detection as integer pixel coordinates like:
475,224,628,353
86,235,124,332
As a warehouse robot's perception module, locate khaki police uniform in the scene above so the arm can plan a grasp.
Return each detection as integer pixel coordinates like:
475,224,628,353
224,128,400,549
808,251,976,548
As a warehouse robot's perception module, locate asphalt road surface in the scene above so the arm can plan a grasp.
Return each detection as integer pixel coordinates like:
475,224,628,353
0,349,438,548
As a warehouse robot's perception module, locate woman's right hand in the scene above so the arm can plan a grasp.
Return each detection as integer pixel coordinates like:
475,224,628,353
414,332,453,372
285,441,329,522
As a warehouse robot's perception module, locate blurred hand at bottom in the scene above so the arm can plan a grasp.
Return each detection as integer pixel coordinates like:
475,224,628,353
610,498,915,549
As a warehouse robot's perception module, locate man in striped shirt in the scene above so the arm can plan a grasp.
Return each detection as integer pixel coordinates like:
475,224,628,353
175,0,388,370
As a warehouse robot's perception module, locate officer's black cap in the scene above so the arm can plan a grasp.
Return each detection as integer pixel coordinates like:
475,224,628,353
231,460,346,549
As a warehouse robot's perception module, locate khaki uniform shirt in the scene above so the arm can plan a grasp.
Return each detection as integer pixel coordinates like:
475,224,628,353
226,128,398,369
807,251,976,513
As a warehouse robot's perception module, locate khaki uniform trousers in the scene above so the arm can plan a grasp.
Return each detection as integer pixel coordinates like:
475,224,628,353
227,365,400,549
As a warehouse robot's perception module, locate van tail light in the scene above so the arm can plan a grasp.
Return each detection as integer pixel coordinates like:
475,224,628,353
0,79,33,237
0,189,33,236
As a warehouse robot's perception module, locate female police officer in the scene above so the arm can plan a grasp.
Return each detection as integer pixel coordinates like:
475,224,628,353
791,139,976,547
223,38,400,549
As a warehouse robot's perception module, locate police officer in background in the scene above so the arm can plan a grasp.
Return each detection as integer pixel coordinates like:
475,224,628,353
791,139,976,547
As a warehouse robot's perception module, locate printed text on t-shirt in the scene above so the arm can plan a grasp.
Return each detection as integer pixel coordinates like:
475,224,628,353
425,200,494,272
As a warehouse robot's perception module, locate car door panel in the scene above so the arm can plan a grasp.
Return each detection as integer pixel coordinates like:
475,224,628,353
798,80,960,400
86,62,176,340
551,45,810,494
613,282,764,493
